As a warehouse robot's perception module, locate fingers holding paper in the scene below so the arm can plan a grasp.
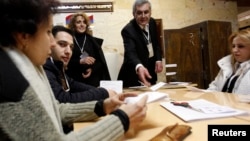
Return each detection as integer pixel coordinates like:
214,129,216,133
119,95,148,128
103,93,138,114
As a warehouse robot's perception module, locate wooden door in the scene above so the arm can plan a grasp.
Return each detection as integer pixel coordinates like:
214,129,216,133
205,21,232,85
164,28,205,88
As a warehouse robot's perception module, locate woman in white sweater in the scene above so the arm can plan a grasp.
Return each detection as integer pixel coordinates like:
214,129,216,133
207,28,250,95
0,0,147,140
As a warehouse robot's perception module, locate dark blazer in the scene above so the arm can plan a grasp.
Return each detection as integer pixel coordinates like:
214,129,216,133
43,58,109,103
117,18,162,87
66,34,111,87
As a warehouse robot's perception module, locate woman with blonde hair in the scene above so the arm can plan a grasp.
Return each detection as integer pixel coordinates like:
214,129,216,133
207,28,250,95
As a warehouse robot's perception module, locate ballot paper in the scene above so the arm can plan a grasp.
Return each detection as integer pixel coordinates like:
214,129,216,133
160,99,247,122
150,82,166,91
129,81,167,91
100,80,123,94
125,92,168,104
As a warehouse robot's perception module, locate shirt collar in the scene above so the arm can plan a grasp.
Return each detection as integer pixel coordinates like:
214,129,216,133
138,23,149,32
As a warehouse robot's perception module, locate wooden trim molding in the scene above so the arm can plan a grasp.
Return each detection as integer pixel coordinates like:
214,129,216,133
56,2,113,13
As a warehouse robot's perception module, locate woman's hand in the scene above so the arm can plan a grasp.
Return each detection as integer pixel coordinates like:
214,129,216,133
103,93,138,114
107,89,118,97
80,56,95,65
119,95,148,128
82,68,92,78
103,93,148,129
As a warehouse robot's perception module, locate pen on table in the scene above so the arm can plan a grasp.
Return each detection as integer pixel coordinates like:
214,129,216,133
171,101,203,113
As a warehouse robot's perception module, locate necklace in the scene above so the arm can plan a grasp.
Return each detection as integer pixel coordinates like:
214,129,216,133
74,35,86,53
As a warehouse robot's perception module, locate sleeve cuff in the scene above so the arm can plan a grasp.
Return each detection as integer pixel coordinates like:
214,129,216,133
135,64,143,73
110,109,130,132
94,100,106,117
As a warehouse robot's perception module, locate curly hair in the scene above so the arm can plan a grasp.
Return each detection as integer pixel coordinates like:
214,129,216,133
0,0,60,47
67,12,91,35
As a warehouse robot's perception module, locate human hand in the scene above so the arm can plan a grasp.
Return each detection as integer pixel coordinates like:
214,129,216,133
137,66,152,86
82,68,92,78
107,89,118,97
103,93,138,114
80,56,95,65
155,61,163,73
119,95,148,129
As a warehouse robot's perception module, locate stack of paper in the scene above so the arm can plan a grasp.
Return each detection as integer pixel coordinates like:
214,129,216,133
160,99,248,122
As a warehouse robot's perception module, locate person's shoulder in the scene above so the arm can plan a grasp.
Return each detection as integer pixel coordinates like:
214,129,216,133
217,55,232,66
88,34,104,47
220,55,232,62
43,58,55,71
123,19,136,28
92,36,103,43
0,48,29,102
122,19,139,33
149,17,157,25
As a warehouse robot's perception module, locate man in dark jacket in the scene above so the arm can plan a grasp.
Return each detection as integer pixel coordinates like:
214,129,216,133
43,25,116,103
118,0,163,87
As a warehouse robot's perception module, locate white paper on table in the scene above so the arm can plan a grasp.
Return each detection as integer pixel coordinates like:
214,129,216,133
150,82,167,91
99,80,123,94
129,82,166,91
160,99,248,122
125,91,168,104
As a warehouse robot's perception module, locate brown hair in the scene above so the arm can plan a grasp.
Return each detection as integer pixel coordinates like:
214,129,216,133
67,12,91,34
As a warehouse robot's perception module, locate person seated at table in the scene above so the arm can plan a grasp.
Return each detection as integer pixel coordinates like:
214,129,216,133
43,25,116,103
0,0,148,140
207,28,250,95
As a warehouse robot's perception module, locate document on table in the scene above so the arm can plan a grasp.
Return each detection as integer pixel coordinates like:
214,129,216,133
160,99,248,122
129,81,167,91
99,80,123,94
125,92,168,104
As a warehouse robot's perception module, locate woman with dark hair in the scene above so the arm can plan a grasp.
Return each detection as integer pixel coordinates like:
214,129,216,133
67,12,111,87
0,0,147,140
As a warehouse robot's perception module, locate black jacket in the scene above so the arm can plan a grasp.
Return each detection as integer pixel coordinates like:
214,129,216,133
43,58,109,103
66,34,111,87
118,18,162,87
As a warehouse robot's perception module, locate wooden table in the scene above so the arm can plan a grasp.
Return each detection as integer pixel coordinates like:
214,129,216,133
74,87,250,141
